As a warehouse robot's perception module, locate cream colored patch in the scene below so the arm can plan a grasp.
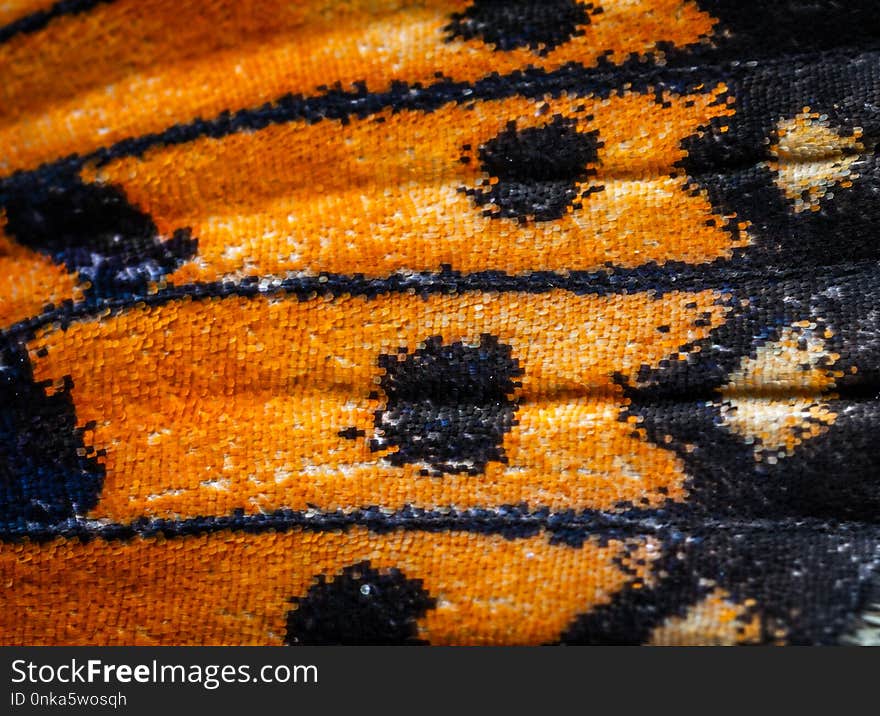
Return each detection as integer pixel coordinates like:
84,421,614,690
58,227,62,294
720,323,840,459
649,589,762,646
768,109,863,213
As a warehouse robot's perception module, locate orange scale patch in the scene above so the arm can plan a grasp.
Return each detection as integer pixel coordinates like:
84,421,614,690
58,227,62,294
0,529,659,646
0,0,717,175
26,288,729,522
82,85,740,283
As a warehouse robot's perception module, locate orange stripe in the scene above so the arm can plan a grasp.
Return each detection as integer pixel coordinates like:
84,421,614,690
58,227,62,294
0,0,716,174
82,87,739,282
0,529,658,645
27,288,729,522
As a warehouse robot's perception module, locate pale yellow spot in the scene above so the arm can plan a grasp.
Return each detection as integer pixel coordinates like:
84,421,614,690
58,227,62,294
768,109,863,213
649,589,763,646
720,324,839,458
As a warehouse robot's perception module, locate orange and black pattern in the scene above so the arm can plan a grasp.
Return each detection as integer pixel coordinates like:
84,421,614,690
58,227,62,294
2,0,880,646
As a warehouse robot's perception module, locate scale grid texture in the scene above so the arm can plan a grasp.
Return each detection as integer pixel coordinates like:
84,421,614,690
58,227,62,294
2,0,880,645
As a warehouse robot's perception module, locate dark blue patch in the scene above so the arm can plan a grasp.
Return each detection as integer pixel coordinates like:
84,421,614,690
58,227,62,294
0,342,104,531
3,174,196,300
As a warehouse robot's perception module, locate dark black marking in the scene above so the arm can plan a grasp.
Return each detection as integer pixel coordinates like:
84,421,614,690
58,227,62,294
286,561,436,645
2,175,197,298
696,0,880,57
371,334,522,475
3,499,878,547
444,0,592,55
0,341,104,529
3,257,876,361
464,116,601,222
338,427,366,440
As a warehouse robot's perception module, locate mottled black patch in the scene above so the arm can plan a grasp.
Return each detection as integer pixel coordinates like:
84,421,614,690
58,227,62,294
679,58,880,269
696,0,880,57
371,334,522,475
464,116,600,222
758,398,880,522
444,0,593,54
626,266,880,524
0,342,104,530
2,175,196,299
560,528,880,645
286,561,436,645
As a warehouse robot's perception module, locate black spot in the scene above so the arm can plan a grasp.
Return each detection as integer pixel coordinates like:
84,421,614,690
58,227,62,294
464,117,600,222
2,175,197,299
0,342,104,531
337,426,366,440
371,334,522,475
286,561,436,645
444,0,592,54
